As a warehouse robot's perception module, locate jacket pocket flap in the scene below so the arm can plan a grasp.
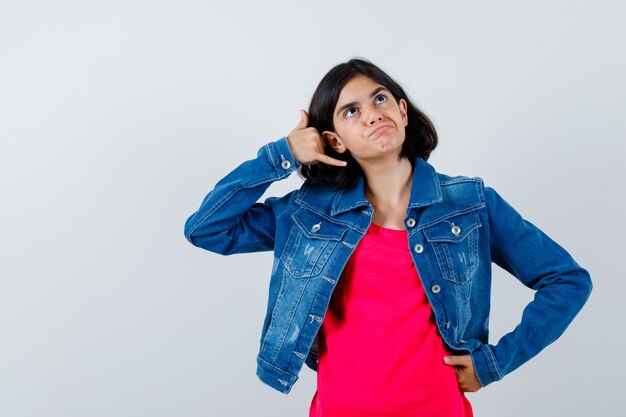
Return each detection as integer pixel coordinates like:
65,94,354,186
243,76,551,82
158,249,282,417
292,208,347,240
423,211,481,243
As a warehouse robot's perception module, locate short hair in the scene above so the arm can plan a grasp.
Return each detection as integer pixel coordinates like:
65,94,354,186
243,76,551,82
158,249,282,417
298,57,438,189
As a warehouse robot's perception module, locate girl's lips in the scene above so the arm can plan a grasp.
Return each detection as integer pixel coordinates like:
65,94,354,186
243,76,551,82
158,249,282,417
370,124,391,136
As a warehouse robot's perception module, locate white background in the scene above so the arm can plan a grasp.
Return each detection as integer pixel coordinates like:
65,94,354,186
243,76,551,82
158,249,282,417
1,1,624,416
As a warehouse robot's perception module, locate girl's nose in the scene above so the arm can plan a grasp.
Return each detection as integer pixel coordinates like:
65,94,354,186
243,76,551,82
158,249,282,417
365,106,383,124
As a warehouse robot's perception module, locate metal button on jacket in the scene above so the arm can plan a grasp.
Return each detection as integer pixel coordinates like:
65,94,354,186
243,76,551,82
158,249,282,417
311,222,321,233
431,284,441,293
451,225,461,236
414,244,424,253
281,159,291,169
406,217,416,227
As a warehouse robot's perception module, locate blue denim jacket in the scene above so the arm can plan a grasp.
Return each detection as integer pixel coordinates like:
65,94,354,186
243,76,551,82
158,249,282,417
184,136,592,394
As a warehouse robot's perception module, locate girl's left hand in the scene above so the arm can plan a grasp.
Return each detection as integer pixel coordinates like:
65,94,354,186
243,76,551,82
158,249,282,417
443,355,483,392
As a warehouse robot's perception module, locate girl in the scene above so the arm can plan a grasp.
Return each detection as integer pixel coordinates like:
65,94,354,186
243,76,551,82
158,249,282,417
184,58,592,416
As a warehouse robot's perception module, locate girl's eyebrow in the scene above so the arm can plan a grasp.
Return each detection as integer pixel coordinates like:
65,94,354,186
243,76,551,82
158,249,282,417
336,86,390,117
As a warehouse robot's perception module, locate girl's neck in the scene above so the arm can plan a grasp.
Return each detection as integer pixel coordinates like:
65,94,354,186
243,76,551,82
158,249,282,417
362,156,413,207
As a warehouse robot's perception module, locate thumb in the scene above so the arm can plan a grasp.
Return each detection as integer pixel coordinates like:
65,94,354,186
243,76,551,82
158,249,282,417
296,109,309,129
443,355,467,367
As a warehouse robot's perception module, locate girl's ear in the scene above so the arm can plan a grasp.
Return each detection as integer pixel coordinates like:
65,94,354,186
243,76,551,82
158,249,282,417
322,131,346,153
399,98,408,126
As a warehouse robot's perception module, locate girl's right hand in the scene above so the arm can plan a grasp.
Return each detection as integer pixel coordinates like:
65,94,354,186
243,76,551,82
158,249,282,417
286,109,348,167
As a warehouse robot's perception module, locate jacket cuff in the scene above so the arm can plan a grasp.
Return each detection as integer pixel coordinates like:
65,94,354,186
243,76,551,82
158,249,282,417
256,356,298,394
266,136,301,176
471,343,503,388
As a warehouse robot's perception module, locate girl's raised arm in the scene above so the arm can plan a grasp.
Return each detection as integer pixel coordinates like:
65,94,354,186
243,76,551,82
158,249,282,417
184,109,346,255
184,136,300,255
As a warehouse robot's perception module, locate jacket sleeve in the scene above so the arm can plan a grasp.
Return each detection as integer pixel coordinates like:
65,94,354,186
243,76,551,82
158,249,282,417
184,136,301,255
470,185,593,387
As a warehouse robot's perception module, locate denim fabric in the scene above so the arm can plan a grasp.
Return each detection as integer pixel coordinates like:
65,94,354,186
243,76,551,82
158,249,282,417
184,136,592,394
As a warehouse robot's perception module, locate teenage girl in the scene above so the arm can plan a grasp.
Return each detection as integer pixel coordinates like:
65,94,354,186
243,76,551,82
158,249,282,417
184,58,592,417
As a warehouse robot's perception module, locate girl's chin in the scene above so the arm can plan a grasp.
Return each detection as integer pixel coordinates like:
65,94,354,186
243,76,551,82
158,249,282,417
373,135,404,152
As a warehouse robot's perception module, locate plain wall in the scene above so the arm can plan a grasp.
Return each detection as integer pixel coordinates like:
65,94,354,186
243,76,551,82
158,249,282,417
1,0,624,416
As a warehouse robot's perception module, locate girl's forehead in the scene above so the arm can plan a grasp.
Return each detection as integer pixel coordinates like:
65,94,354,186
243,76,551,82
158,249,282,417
340,75,381,94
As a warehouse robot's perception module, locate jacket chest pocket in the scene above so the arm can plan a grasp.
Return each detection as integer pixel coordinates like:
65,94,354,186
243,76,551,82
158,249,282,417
423,211,482,284
280,208,348,278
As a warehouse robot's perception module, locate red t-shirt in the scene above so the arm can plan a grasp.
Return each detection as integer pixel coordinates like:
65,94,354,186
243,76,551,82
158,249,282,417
309,222,473,417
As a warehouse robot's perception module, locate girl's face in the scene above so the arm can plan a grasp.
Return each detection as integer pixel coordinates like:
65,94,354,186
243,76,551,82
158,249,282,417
323,74,408,164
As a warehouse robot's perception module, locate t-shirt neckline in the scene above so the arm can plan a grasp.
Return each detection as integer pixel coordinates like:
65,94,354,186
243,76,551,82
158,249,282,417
369,221,408,235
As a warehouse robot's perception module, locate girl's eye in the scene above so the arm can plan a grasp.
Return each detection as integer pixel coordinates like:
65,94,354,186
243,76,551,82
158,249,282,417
345,107,357,117
375,94,388,104
344,94,388,118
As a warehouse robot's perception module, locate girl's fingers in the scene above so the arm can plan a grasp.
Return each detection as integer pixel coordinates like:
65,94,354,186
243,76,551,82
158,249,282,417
320,154,347,167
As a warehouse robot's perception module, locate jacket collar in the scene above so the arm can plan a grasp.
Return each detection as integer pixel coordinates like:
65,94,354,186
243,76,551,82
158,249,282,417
331,157,442,216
